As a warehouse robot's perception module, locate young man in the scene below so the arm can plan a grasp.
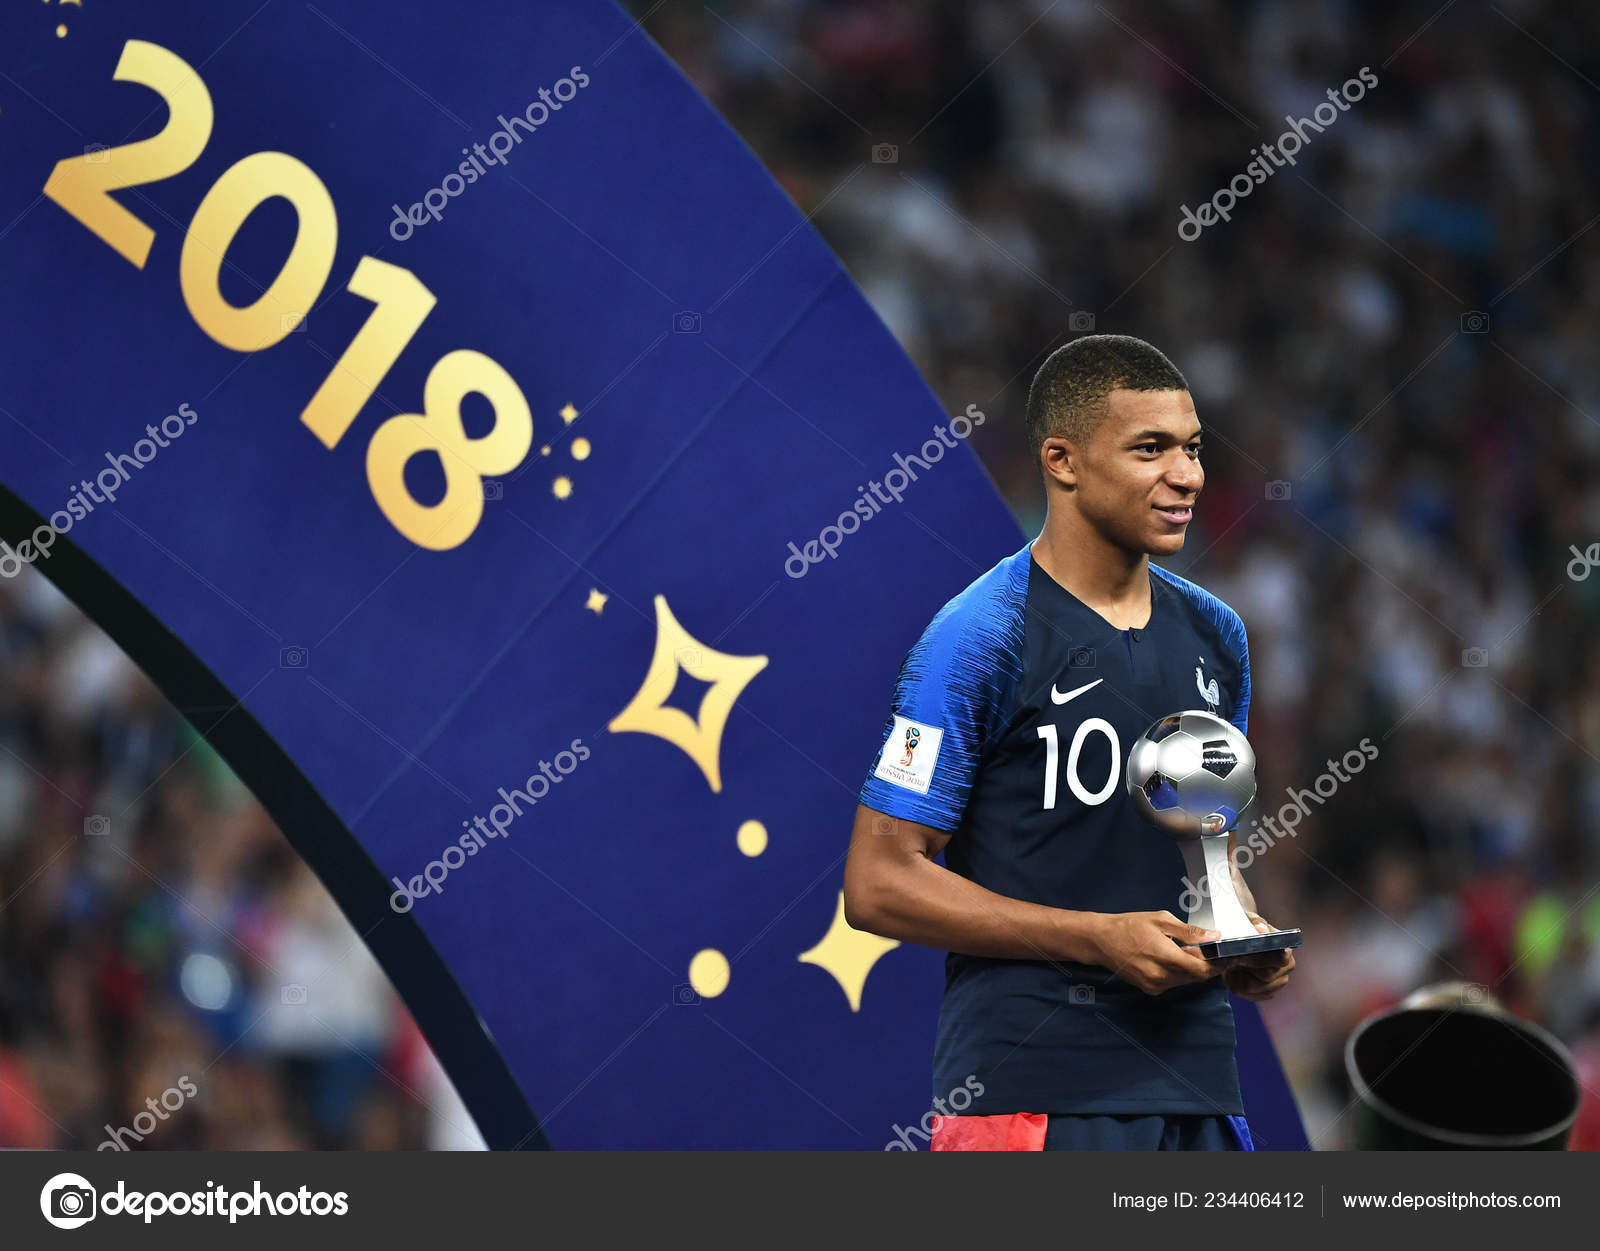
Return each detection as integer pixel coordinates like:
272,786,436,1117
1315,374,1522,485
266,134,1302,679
843,335,1294,1151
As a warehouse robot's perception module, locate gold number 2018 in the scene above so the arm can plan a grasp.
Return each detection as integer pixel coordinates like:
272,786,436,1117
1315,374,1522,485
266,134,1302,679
41,39,534,552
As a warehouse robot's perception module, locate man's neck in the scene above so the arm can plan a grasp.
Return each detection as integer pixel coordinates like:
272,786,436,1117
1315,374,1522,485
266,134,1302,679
1029,507,1152,629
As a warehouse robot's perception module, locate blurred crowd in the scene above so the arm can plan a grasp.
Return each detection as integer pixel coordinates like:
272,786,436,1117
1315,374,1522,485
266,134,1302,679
0,572,482,1149
645,0,1600,1146
6,0,1600,1151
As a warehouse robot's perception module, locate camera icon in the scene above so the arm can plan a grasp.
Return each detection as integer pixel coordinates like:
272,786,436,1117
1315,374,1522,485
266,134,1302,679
40,1174,97,1229
1265,480,1292,501
1069,984,1095,1005
1068,311,1096,332
871,142,898,164
1463,983,1490,1006
84,814,111,837
281,984,308,1006
673,311,702,334
481,480,503,501
1462,647,1488,668
279,646,309,669
1069,645,1096,669
1460,310,1490,334
280,311,307,334
53,1185,94,1220
674,646,703,670
84,144,110,165
672,983,700,1006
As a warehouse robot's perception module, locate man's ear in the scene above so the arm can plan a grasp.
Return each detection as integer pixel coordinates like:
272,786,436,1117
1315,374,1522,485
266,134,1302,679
1040,437,1080,490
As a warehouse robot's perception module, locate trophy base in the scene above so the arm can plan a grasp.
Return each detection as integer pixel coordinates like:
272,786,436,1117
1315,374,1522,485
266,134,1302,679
1198,928,1302,961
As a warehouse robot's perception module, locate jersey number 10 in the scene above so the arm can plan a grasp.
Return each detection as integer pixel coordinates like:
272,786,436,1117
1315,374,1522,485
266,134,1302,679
1036,719,1121,809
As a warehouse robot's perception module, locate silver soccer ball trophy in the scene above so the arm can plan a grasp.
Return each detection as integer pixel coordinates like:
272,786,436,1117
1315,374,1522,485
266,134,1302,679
1126,710,1302,960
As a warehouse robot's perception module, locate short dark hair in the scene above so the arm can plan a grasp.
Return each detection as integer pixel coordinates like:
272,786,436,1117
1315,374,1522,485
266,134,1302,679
1025,334,1189,455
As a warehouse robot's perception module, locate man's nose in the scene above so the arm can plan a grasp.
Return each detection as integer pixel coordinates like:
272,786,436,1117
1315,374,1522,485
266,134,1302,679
1168,456,1202,492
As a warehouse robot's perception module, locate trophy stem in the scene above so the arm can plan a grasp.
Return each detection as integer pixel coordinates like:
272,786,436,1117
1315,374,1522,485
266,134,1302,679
1179,836,1256,938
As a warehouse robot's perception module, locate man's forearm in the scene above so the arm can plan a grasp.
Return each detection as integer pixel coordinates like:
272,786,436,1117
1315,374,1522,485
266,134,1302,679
853,849,1104,965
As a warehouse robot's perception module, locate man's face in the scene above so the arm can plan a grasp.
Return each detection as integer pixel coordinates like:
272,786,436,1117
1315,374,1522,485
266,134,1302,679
1061,388,1203,557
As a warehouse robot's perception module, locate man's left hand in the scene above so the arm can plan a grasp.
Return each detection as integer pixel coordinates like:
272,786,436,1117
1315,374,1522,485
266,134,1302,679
1219,912,1295,1001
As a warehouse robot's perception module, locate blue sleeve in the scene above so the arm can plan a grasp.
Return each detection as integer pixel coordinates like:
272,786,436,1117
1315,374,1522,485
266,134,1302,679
858,562,1027,831
1222,608,1250,737
1151,562,1251,737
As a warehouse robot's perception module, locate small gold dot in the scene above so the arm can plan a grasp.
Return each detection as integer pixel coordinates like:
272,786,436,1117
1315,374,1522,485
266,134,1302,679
737,820,768,857
540,446,550,456
560,403,579,424
552,476,572,499
570,437,591,461
56,24,67,37
688,949,730,998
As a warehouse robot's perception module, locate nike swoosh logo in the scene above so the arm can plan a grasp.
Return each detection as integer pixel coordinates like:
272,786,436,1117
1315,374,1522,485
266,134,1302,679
1050,677,1103,704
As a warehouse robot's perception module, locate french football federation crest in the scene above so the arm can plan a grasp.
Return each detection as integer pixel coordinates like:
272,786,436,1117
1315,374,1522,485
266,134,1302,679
1195,657,1220,714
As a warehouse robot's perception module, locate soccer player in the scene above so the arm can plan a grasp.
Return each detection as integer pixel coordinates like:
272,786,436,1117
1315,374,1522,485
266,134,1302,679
843,335,1294,1151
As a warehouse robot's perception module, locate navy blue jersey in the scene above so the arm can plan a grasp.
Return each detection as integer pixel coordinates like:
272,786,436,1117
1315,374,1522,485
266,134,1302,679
859,543,1251,1116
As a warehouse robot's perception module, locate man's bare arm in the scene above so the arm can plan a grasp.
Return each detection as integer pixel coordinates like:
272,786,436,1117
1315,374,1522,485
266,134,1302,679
843,804,1218,994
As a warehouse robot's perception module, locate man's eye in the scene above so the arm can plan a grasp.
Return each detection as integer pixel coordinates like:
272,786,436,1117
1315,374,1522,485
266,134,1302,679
1135,443,1157,454
1188,443,1204,456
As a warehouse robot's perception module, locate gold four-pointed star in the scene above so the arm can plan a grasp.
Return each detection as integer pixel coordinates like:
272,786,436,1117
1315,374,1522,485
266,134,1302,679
797,890,899,1012
608,595,767,793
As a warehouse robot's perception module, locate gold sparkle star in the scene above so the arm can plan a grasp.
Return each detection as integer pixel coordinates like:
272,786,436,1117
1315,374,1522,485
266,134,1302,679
608,595,767,793
797,890,899,1012
585,588,608,614
560,403,578,424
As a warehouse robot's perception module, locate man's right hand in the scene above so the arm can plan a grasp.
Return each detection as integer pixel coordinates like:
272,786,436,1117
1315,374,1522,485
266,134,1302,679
1089,911,1219,995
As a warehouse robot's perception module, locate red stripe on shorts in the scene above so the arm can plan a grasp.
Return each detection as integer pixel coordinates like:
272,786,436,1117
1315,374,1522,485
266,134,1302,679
929,1112,1048,1150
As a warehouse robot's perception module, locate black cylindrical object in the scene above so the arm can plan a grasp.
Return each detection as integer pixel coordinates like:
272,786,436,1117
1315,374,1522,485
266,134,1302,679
1345,1004,1580,1149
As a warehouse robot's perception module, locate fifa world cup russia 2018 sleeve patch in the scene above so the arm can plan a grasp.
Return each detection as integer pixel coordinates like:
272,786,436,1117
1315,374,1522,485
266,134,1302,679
873,716,944,795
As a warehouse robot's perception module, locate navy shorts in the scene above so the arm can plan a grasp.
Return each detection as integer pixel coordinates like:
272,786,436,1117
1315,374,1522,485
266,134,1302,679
1044,1113,1251,1150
